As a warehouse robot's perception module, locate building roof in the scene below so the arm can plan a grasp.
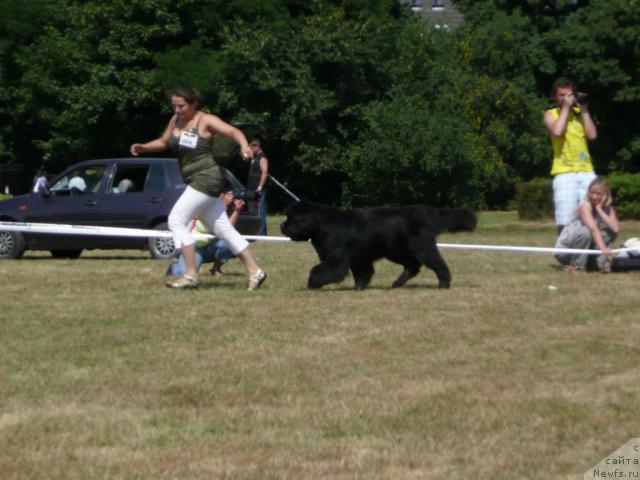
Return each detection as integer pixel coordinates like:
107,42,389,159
400,0,465,30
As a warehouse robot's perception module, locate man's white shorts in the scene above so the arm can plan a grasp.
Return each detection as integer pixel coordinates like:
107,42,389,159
553,171,597,226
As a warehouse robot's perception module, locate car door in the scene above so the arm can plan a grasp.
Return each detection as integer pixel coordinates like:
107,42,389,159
99,162,169,228
24,163,109,248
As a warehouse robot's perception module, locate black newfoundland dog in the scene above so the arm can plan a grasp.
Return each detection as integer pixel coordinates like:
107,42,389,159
280,201,477,290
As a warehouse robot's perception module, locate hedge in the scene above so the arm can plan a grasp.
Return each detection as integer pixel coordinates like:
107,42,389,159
609,173,640,219
516,173,640,221
515,178,553,220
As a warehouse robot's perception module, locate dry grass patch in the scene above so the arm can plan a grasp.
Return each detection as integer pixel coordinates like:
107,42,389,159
1,213,639,479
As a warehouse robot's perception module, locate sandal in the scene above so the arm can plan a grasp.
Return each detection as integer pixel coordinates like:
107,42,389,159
563,265,583,275
168,275,199,289
247,269,267,291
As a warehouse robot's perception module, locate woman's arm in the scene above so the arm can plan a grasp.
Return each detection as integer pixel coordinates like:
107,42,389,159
130,116,176,156
203,114,253,160
578,203,612,255
595,205,619,234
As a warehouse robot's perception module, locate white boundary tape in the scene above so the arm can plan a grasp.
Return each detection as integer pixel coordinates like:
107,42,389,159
0,221,291,243
1,221,639,255
437,243,639,256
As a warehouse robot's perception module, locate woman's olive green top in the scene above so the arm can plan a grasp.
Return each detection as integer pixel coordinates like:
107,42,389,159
168,122,225,196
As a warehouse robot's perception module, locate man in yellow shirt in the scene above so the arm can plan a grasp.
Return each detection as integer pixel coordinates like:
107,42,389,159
544,77,598,235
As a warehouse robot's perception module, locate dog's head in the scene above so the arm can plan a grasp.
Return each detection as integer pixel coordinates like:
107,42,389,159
280,201,322,241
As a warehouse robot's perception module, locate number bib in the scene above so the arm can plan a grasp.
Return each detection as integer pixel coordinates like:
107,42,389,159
179,131,199,150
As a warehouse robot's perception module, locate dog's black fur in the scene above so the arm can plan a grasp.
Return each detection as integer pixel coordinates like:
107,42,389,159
280,201,477,290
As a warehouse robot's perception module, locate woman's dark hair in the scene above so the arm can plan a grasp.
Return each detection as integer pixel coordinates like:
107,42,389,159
171,87,201,104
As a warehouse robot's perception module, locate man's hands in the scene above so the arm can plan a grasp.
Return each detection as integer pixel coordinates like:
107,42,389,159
221,191,246,212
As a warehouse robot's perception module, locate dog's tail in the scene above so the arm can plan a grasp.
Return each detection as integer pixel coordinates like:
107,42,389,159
438,207,477,233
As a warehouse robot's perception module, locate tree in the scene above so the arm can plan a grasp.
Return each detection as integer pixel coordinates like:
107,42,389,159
456,0,640,173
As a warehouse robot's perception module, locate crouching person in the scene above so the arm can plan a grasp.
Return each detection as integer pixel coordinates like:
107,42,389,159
555,177,619,273
166,191,244,281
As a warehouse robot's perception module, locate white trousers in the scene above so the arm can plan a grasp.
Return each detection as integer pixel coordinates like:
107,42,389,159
553,171,597,226
168,186,249,255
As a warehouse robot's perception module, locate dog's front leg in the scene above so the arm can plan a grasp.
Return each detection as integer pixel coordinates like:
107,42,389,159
351,262,375,290
308,260,349,289
418,247,451,289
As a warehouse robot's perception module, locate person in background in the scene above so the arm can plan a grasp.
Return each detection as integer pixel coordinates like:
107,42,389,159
167,191,244,280
544,77,598,236
555,177,619,274
130,86,266,290
32,165,50,194
249,137,269,235
69,174,87,192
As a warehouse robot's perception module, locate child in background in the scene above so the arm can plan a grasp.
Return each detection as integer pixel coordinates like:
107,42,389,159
555,177,619,273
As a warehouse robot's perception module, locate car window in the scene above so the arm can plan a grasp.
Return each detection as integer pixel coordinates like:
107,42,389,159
50,165,106,193
111,164,152,194
144,164,167,193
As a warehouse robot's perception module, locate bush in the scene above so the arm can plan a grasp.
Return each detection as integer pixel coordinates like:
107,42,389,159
609,173,640,220
516,174,640,222
515,178,553,220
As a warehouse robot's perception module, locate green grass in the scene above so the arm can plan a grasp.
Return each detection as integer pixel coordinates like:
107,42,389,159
1,212,639,479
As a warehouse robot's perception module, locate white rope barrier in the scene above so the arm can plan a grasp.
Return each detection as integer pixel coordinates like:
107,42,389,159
1,221,639,255
437,243,639,256
0,221,291,243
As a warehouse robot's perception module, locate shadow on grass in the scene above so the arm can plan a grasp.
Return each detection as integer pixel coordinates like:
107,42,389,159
21,255,152,261
294,283,443,292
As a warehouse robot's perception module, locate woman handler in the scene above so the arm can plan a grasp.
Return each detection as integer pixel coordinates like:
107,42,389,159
130,87,266,290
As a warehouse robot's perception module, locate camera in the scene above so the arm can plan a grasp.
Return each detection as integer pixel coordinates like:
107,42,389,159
572,92,589,104
232,188,257,201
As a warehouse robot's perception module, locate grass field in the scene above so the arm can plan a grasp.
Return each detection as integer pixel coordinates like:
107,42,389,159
1,212,639,479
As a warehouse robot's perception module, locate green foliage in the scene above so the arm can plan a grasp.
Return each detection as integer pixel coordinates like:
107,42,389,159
4,1,185,174
153,40,224,94
609,173,640,220
212,8,409,203
342,93,484,207
1,0,638,209
457,0,640,175
516,173,640,221
515,178,553,220
542,0,640,173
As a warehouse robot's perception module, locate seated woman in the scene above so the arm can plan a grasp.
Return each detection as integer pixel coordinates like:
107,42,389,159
555,177,619,273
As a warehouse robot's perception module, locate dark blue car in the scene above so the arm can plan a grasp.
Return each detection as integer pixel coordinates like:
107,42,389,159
0,157,260,259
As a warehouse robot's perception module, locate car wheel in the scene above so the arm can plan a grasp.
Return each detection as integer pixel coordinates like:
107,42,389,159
0,231,26,259
148,222,176,260
50,249,83,259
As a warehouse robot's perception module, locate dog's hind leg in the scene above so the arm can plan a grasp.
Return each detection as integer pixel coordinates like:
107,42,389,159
391,259,421,288
351,262,375,290
417,246,451,289
308,261,349,289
